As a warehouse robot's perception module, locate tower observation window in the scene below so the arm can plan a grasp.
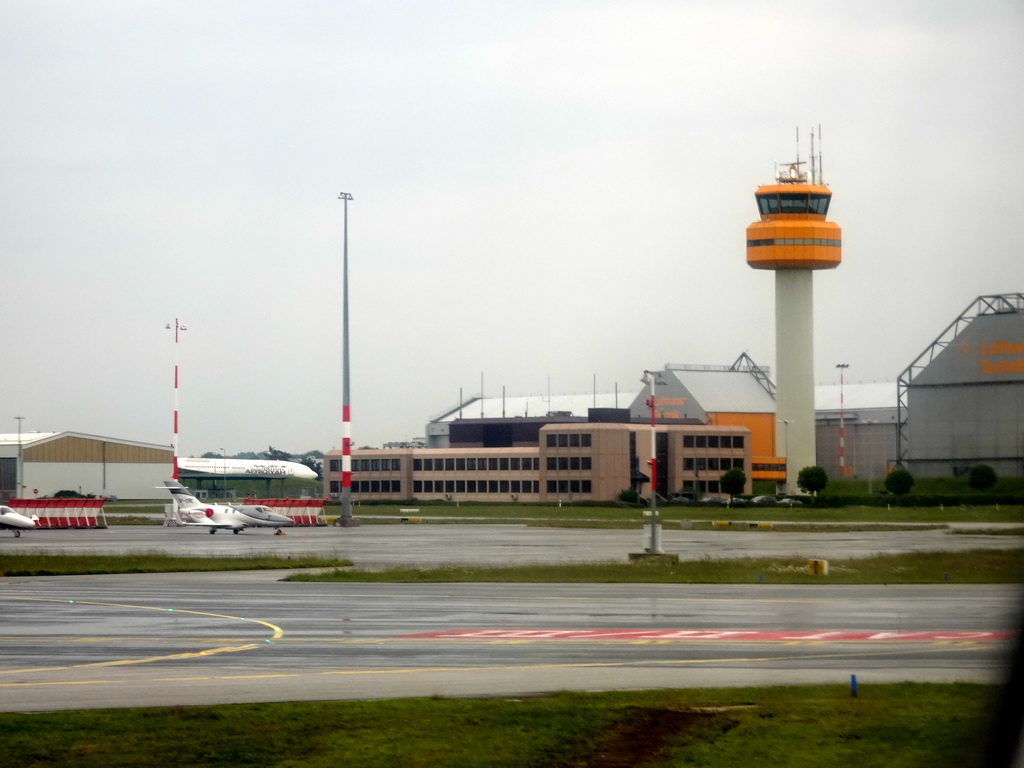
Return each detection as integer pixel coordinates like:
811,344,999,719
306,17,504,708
758,193,830,216
779,193,809,213
757,194,779,215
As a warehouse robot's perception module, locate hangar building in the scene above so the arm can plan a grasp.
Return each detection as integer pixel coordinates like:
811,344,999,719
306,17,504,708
898,293,1024,478
0,432,172,501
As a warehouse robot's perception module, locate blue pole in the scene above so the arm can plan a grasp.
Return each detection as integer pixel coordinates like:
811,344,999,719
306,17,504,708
850,674,858,698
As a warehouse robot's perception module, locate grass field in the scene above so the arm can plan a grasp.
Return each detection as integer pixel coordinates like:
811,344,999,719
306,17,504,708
0,553,352,577
284,549,1024,585
0,683,1001,768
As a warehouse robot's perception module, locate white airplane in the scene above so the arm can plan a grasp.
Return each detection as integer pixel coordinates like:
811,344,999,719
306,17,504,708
162,480,295,534
0,506,38,538
177,457,317,480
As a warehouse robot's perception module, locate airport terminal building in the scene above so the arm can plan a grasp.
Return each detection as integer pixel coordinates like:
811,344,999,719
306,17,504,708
326,419,752,504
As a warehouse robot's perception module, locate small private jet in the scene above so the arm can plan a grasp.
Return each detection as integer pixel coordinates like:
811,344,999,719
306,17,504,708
162,480,294,534
0,506,38,537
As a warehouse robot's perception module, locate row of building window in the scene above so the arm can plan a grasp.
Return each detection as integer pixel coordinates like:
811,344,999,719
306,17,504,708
682,480,722,493
413,457,541,472
683,458,744,472
330,480,402,493
682,435,745,449
747,238,841,248
546,480,592,494
545,433,593,448
752,462,786,472
413,479,541,495
546,456,592,471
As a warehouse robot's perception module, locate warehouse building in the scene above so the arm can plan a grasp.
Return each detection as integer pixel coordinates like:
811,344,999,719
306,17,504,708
898,293,1024,477
0,432,172,501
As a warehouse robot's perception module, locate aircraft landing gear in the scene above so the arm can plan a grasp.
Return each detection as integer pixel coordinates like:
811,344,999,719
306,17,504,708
232,529,241,534
209,529,217,534
14,530,21,538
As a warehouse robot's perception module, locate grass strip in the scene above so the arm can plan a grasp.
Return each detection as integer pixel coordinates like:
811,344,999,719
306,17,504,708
0,683,999,768
346,503,1024,524
284,549,1024,584
0,553,352,577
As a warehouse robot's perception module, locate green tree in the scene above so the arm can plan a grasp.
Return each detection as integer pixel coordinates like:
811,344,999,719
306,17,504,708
299,455,324,481
967,464,997,491
885,468,915,496
263,446,293,461
796,465,828,495
720,467,747,498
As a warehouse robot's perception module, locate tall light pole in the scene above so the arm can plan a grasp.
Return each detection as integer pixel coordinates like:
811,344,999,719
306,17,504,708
15,416,24,499
642,370,665,554
165,319,187,480
777,418,791,494
337,192,358,526
836,363,849,477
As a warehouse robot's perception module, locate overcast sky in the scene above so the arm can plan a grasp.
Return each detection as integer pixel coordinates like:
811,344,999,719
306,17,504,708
2,1,1022,456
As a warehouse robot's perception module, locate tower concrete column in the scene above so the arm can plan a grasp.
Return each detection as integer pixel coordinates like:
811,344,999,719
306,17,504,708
775,269,816,493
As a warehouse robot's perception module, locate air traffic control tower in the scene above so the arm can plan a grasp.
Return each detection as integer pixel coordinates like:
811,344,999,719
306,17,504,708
747,137,841,493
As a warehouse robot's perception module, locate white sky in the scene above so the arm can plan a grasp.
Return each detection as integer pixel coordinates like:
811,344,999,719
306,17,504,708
2,1,1022,455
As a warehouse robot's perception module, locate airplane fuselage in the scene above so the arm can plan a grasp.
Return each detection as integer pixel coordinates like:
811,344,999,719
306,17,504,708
0,506,37,537
177,457,317,481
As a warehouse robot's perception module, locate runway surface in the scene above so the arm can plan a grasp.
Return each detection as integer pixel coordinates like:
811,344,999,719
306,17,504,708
1,571,1020,712
2,521,1022,568
1,524,1021,711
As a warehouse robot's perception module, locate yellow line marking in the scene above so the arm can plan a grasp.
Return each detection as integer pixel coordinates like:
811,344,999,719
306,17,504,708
0,644,982,690
0,597,283,674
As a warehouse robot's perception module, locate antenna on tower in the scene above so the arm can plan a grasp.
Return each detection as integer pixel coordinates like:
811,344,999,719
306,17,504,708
818,124,825,185
810,127,817,185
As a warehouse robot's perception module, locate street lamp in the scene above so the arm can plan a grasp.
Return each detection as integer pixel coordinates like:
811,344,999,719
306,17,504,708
777,418,791,492
336,192,358,526
165,319,187,480
836,364,849,477
15,416,24,499
641,369,667,554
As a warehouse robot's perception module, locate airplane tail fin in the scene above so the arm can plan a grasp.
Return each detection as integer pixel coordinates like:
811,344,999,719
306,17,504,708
162,480,199,511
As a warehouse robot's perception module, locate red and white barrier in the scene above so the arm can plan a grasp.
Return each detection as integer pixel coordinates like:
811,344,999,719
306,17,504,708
241,498,326,526
8,498,107,528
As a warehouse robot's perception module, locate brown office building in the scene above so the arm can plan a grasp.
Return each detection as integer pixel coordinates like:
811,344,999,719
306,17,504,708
324,419,751,503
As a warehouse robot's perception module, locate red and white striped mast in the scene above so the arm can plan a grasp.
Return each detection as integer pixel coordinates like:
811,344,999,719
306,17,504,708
166,318,187,480
337,192,357,525
836,363,849,476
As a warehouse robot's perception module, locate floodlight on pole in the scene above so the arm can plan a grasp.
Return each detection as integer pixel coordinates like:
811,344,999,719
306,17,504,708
836,363,849,476
337,192,358,526
165,319,187,480
15,416,25,499
641,370,665,554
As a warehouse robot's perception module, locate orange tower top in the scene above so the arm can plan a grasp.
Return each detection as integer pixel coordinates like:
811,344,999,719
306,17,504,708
746,157,842,271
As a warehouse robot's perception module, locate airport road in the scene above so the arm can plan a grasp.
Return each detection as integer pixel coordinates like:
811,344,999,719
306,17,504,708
1,522,1022,568
0,571,1021,712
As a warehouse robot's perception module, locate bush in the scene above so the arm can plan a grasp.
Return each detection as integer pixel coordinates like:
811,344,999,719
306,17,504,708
968,464,998,491
617,489,640,504
885,468,915,496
